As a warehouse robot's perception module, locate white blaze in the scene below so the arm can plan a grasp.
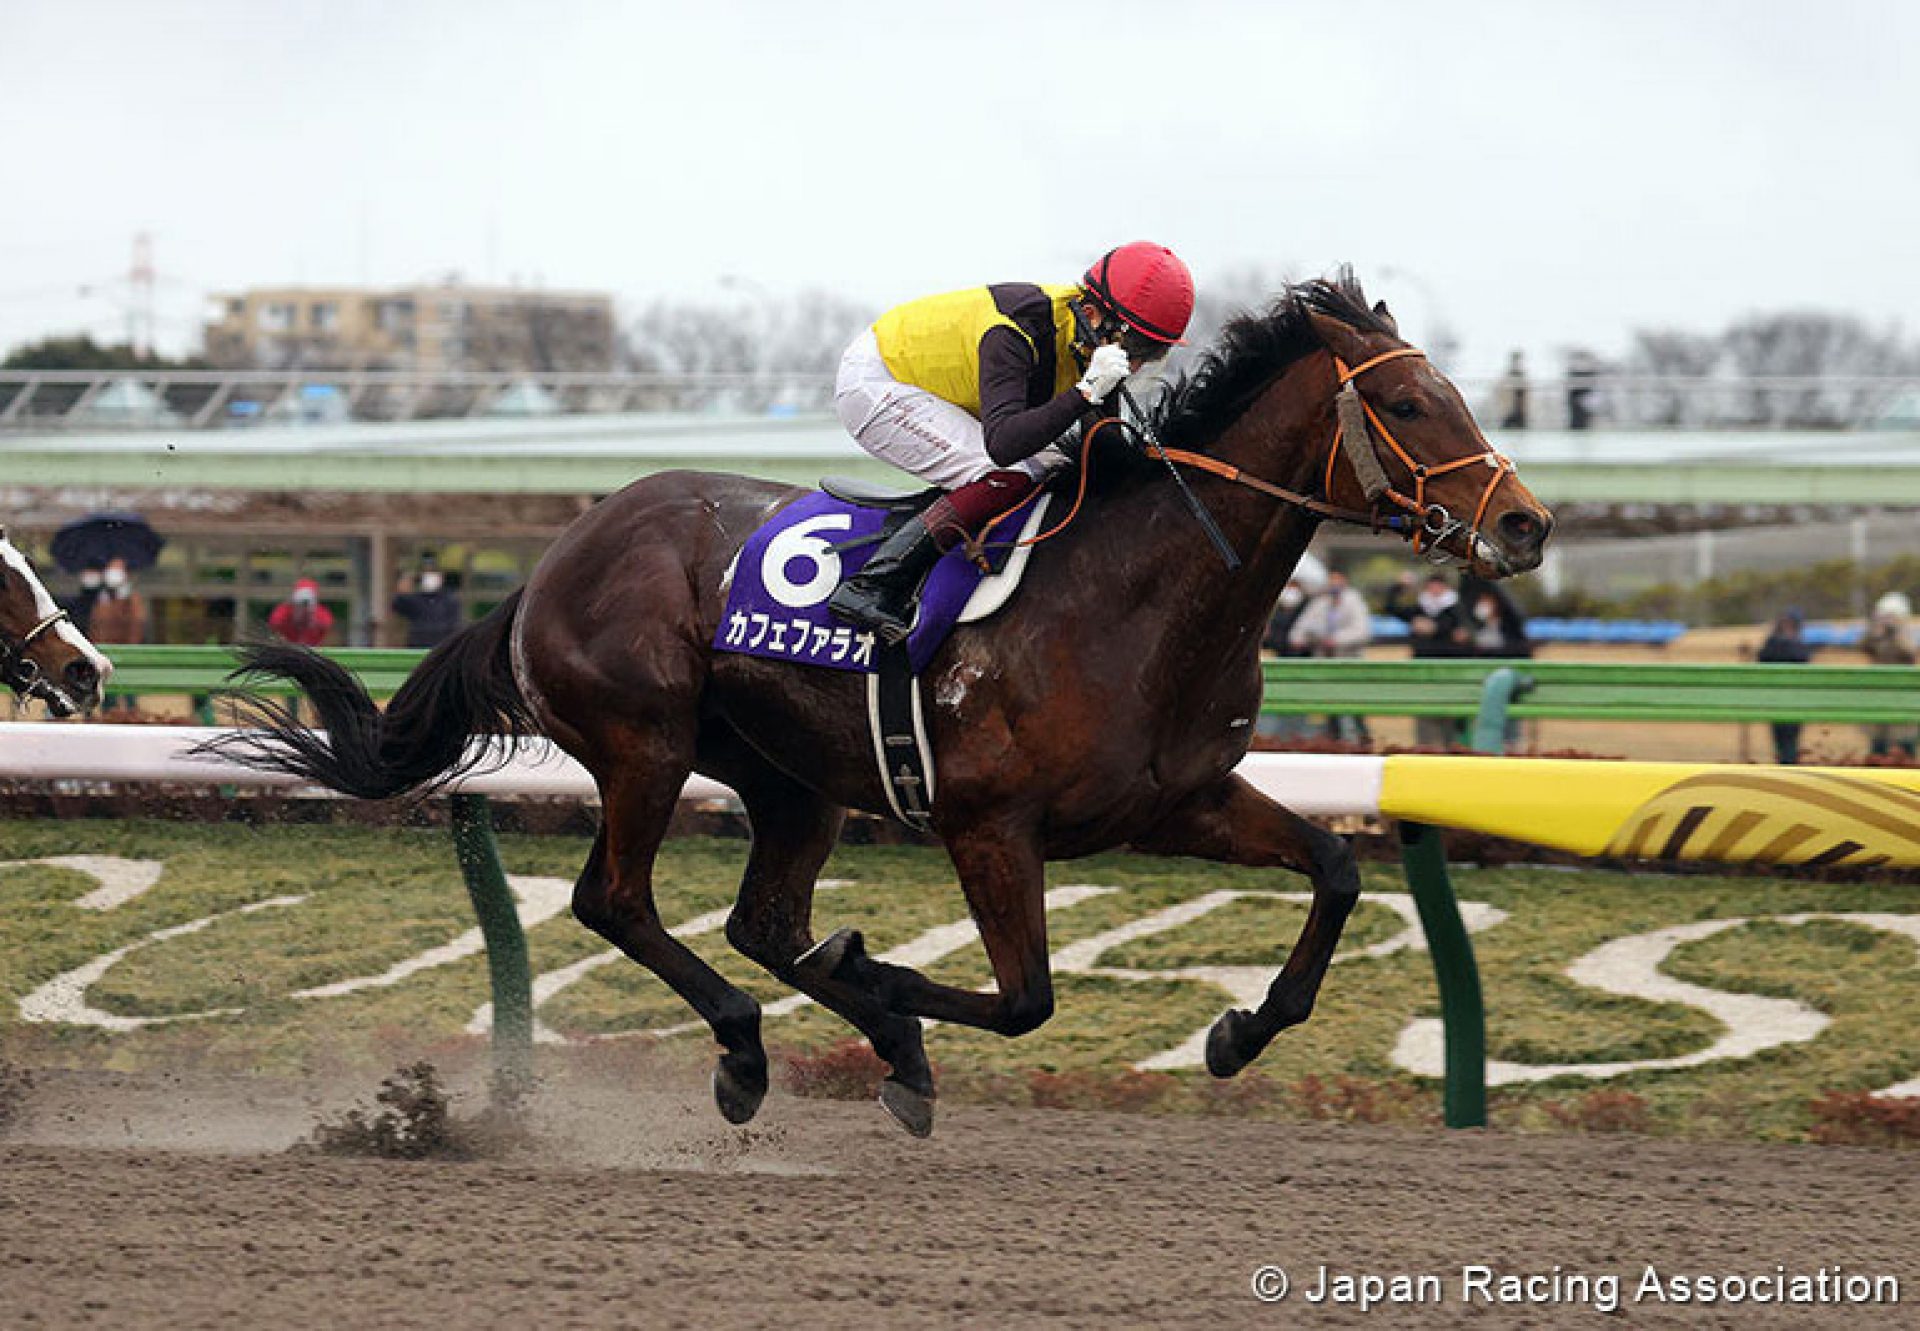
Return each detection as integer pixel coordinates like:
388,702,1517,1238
0,535,113,684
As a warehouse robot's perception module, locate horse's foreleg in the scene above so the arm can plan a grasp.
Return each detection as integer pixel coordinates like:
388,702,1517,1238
1132,774,1361,1078
575,747,769,1124
806,824,1056,1039
705,737,938,1135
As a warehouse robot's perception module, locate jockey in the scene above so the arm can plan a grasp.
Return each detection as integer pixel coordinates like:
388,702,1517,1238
827,241,1195,642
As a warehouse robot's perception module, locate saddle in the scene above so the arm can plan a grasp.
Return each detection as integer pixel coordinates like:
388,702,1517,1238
818,476,943,513
713,482,1053,832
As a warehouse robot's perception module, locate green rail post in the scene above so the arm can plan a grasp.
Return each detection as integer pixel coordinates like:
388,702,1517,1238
1399,820,1487,1128
1470,666,1534,755
448,793,534,1106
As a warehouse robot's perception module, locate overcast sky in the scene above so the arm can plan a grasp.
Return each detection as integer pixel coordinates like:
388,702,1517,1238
3,0,1915,376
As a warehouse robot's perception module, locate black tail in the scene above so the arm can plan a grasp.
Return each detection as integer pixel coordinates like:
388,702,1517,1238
201,589,538,800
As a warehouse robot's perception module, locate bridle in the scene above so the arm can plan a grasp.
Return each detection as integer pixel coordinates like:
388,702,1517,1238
1151,346,1520,564
0,605,71,703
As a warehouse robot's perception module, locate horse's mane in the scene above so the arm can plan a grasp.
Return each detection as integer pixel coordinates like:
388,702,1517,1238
1146,266,1394,455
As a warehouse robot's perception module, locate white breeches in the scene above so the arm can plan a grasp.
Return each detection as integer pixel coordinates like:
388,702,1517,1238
834,328,1068,489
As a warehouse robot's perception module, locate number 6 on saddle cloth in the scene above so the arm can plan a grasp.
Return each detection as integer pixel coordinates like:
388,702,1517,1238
713,481,1054,829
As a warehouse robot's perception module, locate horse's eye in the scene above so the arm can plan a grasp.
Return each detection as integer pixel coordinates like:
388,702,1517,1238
1388,400,1421,420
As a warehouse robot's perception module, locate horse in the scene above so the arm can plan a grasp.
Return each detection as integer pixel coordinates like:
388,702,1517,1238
212,272,1552,1137
1,527,112,717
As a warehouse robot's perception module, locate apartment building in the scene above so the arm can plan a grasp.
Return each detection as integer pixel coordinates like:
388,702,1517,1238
204,282,616,372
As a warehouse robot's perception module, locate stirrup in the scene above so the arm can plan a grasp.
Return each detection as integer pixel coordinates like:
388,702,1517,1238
828,579,920,643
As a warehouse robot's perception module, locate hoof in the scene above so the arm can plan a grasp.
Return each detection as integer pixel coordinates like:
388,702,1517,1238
712,1052,768,1125
794,927,866,984
1206,1008,1258,1080
878,1077,935,1139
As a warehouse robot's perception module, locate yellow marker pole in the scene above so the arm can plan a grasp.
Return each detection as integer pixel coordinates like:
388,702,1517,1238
1380,757,1920,867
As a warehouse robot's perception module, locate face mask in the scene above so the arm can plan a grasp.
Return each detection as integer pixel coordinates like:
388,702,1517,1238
80,572,103,590
293,590,316,606
103,567,128,591
1279,586,1304,609
419,572,444,594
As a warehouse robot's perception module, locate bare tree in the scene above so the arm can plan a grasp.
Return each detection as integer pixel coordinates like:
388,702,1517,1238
1623,310,1918,428
1622,328,1723,425
624,288,872,410
1721,311,1918,426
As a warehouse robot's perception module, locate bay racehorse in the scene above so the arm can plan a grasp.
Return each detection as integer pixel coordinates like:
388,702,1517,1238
1,527,111,716
213,273,1552,1136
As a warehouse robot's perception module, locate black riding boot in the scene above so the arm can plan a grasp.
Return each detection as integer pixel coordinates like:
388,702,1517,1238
828,514,945,644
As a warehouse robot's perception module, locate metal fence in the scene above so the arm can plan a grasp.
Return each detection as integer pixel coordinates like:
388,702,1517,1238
6,368,1919,432
0,369,838,429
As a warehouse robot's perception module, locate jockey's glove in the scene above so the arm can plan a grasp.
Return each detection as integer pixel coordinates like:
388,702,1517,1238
1076,344,1131,404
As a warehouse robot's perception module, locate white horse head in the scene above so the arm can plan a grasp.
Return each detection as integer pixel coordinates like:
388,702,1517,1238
0,525,113,716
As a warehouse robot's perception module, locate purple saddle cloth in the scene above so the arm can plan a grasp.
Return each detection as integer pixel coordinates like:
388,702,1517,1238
713,490,1019,675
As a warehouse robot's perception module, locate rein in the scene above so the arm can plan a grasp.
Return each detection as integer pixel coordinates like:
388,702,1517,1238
963,344,1518,570
1160,346,1519,562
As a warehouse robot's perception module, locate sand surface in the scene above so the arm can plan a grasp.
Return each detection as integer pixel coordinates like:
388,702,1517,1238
2,1062,1915,1328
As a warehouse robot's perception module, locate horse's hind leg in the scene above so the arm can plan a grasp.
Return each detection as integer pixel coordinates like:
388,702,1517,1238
702,729,937,1135
1132,774,1361,1078
573,737,769,1124
807,821,1057,1039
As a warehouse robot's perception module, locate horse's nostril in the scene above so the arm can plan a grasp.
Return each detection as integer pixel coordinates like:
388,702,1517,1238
1498,509,1546,550
65,659,99,692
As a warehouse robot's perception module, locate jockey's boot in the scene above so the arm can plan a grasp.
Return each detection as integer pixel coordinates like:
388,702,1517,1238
828,512,945,644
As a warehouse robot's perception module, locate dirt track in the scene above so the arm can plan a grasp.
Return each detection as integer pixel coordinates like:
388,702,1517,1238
0,1066,1915,1329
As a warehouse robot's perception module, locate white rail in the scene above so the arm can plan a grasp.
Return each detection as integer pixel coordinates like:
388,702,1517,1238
0,724,1385,817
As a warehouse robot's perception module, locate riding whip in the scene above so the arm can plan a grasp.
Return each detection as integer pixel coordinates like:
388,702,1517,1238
1115,384,1242,571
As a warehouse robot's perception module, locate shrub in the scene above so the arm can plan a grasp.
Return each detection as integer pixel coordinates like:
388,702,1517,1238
1025,1067,1180,1113
1807,1091,1920,1148
1540,1088,1652,1134
1288,1074,1438,1126
781,1040,888,1101
1196,1071,1282,1118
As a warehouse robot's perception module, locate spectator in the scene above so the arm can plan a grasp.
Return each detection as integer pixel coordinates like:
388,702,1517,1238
1390,572,1471,748
1264,579,1311,659
87,558,148,645
1566,348,1600,431
1257,580,1315,742
58,565,105,636
392,565,463,649
1381,569,1419,625
86,558,148,713
1494,350,1530,430
1755,608,1813,764
1461,576,1532,659
1864,592,1918,758
1288,570,1373,743
268,578,336,647
1461,577,1532,749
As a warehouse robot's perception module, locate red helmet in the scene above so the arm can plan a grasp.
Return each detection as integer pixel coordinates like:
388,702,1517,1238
1082,242,1195,345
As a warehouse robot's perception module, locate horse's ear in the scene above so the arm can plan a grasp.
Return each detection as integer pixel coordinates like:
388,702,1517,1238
1372,300,1399,335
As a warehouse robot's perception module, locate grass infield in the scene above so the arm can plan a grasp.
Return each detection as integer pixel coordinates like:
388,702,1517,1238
1,818,1917,1144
